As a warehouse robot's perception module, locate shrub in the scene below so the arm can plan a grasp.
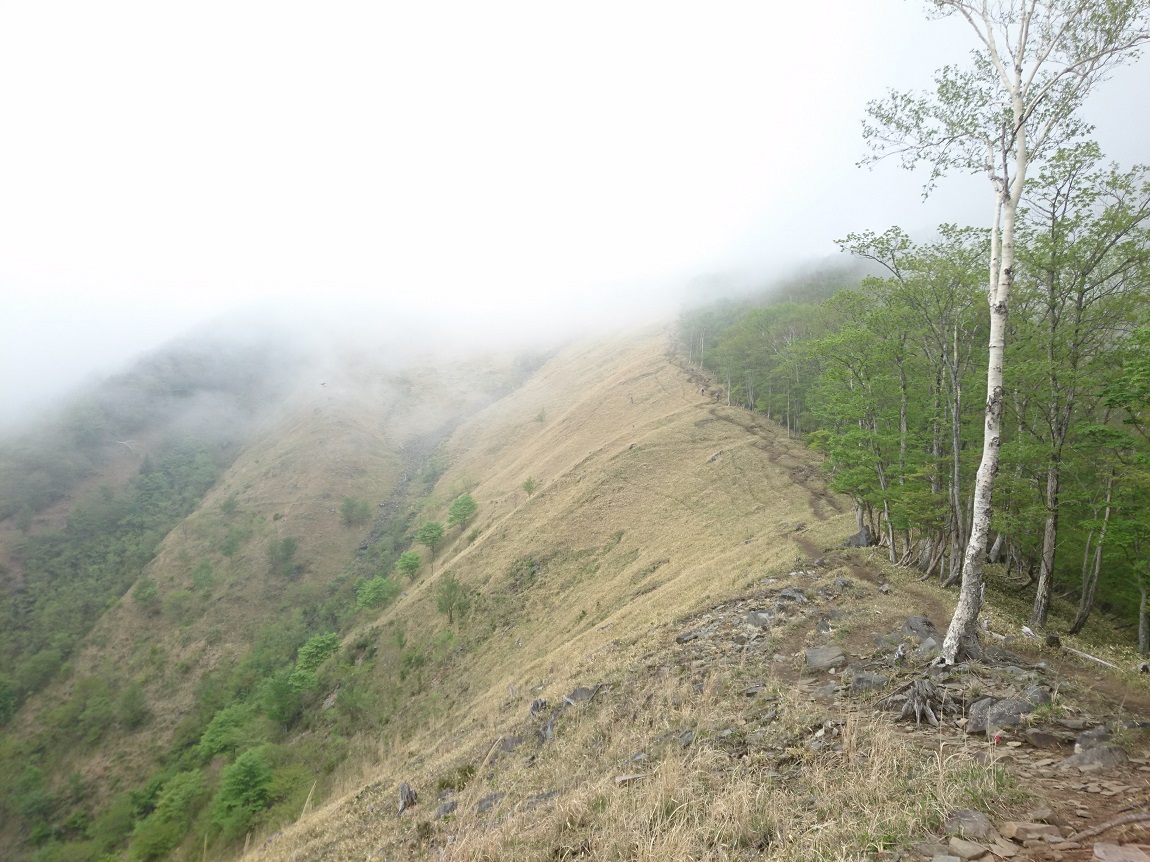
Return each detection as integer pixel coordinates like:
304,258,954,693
129,770,205,861
435,573,470,625
297,632,339,672
267,537,299,578
340,497,372,527
395,550,421,580
355,575,400,610
522,477,538,496
210,748,272,839
447,494,477,529
414,522,444,556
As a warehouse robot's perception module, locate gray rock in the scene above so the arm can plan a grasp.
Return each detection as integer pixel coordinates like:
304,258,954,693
1060,744,1129,770
986,699,1033,733
903,615,938,638
844,526,878,547
917,636,941,657
804,645,846,671
849,672,889,694
434,800,457,819
1024,728,1066,750
778,587,809,603
1075,724,1112,752
566,686,595,703
1022,684,1052,706
746,611,772,628
879,582,892,594
398,782,418,815
832,576,853,591
1093,842,1150,862
966,698,997,735
943,808,996,842
476,793,504,813
948,836,989,859
679,729,695,748
530,697,548,716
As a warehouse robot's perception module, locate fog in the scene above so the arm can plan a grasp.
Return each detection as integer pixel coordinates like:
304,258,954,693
1,0,1147,428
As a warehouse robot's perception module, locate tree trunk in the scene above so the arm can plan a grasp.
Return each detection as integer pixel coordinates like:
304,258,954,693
1140,583,1149,657
1031,461,1061,626
1071,473,1114,635
944,146,1026,663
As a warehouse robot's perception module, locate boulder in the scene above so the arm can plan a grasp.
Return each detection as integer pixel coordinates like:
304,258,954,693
943,808,996,842
844,526,878,548
804,645,846,671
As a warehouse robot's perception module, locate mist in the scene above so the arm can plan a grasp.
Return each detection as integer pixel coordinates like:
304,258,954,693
1,0,1147,430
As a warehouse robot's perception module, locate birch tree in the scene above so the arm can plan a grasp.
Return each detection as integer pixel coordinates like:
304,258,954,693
862,0,1149,663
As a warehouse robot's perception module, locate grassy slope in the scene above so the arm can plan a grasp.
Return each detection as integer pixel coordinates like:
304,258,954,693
251,326,955,860
249,326,1150,862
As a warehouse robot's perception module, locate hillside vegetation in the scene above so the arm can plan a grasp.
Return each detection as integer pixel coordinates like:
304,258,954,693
3,322,1149,862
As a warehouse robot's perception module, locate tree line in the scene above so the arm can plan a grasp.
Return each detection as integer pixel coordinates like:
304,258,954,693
681,143,1150,651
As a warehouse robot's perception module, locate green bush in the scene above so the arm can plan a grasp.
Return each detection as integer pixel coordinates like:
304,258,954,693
396,550,422,580
340,497,372,527
435,573,470,625
267,537,299,578
355,575,400,610
415,522,444,556
118,682,149,730
296,632,339,672
130,770,205,861
210,748,272,839
197,703,262,761
447,494,477,529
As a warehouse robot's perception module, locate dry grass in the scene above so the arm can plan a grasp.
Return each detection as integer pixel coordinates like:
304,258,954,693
243,328,1022,861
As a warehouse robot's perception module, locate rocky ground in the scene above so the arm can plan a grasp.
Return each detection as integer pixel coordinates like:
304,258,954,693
663,551,1150,862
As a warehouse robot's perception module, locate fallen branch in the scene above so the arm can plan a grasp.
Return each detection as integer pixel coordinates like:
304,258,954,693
1064,645,1120,669
1067,810,1150,842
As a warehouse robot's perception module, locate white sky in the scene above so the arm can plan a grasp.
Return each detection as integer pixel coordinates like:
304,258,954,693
1,1,1147,421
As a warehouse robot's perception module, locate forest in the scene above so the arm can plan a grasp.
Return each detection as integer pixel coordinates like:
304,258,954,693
681,143,1150,651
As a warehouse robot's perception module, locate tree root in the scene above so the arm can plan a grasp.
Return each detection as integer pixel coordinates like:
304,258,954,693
1067,810,1150,842
876,677,958,727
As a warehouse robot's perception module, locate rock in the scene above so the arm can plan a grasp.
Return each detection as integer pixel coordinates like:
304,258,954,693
967,698,998,735
880,582,892,593
475,793,504,813
1093,843,1150,861
999,822,1061,842
1046,632,1062,648
679,729,695,748
990,839,1019,857
778,587,809,603
746,611,772,628
948,836,989,859
1024,807,1064,827
1022,684,1053,706
676,630,701,644
1058,717,1089,730
844,526,878,547
903,615,938,638
566,686,596,703
1024,728,1066,750
985,699,1033,733
850,672,889,694
398,782,418,815
1060,744,1129,770
917,636,941,657
1076,725,1112,752
944,808,996,842
434,800,457,819
530,697,548,716
931,856,962,862
804,645,846,671
833,576,852,591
